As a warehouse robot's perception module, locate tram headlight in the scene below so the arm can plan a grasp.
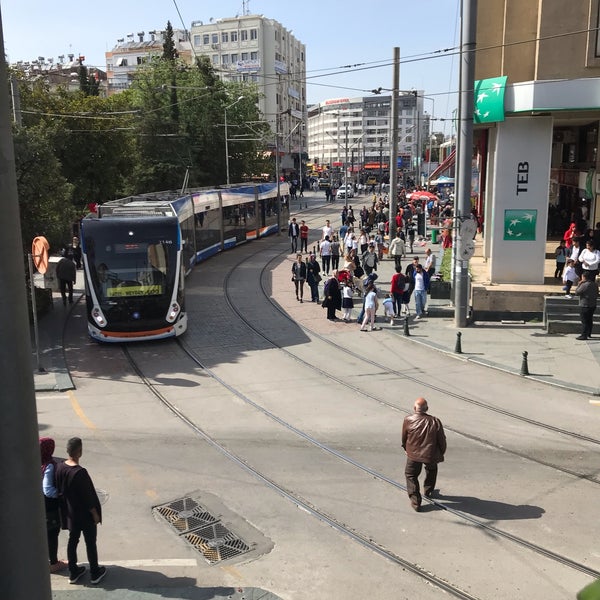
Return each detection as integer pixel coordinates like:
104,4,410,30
166,302,181,323
92,306,107,328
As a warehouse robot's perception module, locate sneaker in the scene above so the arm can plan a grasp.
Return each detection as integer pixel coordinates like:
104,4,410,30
415,315,421,320
390,318,394,325
50,560,68,573
69,565,86,584
90,566,107,585
565,294,572,299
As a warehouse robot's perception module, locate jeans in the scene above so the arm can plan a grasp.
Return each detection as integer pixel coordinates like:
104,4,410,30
581,306,596,338
392,292,403,315
300,238,308,253
414,289,427,316
321,255,331,274
290,237,298,253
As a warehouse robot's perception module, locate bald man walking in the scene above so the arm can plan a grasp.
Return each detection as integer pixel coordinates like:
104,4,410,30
401,397,446,511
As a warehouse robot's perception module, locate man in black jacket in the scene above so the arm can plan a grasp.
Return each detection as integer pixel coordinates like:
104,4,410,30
575,271,599,340
288,218,300,254
56,256,77,306
401,397,446,511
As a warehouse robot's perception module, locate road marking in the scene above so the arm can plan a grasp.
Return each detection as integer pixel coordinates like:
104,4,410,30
590,400,600,406
67,390,96,430
107,559,197,568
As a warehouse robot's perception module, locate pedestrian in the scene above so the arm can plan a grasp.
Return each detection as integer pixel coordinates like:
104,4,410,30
574,271,599,340
382,294,396,325
320,235,332,275
322,219,334,240
411,264,430,320
65,237,82,269
331,235,341,271
40,437,67,573
424,248,436,277
299,220,309,254
388,232,406,270
578,240,600,280
407,225,416,253
288,217,300,254
291,253,306,302
341,282,355,322
306,254,321,302
54,437,107,585
361,242,378,275
322,271,342,321
562,258,578,298
401,397,447,512
359,282,379,331
56,255,77,306
554,240,568,279
390,266,407,316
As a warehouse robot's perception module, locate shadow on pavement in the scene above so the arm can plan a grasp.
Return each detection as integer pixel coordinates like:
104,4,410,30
434,494,545,520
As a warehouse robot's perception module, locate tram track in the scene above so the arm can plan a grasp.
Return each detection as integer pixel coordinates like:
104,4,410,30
119,325,600,587
120,343,483,600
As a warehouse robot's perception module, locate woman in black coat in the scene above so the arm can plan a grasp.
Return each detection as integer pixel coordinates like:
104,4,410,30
323,271,342,320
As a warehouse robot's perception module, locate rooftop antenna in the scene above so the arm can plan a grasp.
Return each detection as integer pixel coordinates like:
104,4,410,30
242,0,250,15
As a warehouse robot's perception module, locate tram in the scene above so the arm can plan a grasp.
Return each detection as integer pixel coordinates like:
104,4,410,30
81,182,289,342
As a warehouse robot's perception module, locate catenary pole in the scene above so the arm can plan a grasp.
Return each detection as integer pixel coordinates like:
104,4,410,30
454,0,478,327
0,7,53,599
389,47,400,239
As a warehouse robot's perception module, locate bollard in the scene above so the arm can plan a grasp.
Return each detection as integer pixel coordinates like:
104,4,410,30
403,317,410,336
454,331,462,354
520,351,529,376
312,245,316,255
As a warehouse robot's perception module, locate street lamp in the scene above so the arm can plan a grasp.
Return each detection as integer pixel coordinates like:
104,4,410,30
224,95,244,185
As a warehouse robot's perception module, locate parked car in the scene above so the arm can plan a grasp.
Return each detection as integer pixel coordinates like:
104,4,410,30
318,178,331,190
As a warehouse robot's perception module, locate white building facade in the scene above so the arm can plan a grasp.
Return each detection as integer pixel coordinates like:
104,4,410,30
306,92,427,184
190,15,306,176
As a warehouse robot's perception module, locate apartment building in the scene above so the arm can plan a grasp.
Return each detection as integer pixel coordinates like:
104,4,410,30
306,92,427,184
473,0,600,283
189,15,306,176
105,30,193,94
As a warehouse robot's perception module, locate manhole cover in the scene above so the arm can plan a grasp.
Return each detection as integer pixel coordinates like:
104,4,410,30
154,496,251,564
154,497,218,533
183,522,250,564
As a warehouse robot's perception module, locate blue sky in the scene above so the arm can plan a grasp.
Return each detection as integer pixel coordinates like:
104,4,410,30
1,0,461,132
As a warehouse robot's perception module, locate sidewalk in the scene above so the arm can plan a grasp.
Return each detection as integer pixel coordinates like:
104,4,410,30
32,196,600,398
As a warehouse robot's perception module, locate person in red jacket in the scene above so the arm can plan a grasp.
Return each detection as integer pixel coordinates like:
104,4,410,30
401,397,447,512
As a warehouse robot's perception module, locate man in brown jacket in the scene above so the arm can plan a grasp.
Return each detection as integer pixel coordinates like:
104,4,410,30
401,397,446,511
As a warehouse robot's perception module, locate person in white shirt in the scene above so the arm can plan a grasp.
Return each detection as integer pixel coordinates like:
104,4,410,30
360,283,379,331
578,240,600,280
562,259,578,298
320,236,332,275
424,248,436,276
322,220,333,240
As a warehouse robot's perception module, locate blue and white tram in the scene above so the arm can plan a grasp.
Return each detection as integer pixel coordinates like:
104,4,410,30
81,182,288,342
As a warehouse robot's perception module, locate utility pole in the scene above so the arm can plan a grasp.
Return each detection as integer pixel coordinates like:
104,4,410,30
0,9,52,599
454,0,478,327
389,47,400,239
344,122,349,207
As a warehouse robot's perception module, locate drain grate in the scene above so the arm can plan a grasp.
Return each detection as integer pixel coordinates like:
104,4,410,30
154,497,218,534
183,522,251,564
154,496,251,564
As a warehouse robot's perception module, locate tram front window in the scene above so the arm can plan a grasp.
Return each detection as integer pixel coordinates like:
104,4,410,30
90,241,171,301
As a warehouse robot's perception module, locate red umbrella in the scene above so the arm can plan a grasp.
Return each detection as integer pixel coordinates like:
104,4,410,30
406,191,437,200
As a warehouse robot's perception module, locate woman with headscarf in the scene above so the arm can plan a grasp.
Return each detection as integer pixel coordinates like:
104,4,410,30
322,270,342,321
41,437,67,572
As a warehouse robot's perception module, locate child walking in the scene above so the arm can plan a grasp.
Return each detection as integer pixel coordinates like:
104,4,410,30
341,282,355,323
562,258,578,298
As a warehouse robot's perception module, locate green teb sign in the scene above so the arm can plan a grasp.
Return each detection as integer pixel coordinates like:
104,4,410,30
503,209,537,241
474,76,507,124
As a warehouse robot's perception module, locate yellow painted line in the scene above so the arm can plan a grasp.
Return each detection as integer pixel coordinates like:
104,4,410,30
220,565,244,580
67,390,96,430
590,400,600,406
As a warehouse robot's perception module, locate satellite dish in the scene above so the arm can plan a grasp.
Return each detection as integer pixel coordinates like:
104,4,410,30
32,236,50,274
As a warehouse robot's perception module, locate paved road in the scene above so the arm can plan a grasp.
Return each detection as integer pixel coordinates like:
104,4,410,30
35,194,600,599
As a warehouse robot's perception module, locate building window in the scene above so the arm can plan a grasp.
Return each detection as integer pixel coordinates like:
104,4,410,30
241,52,249,60
250,29,258,40
212,54,219,65
231,31,238,42
203,34,210,45
221,32,228,43
194,35,201,46
250,51,258,60
212,33,218,44
241,30,248,41
222,55,229,64
251,74,257,82
231,53,238,63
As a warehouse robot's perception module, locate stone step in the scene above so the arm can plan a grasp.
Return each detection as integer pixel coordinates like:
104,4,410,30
546,318,600,334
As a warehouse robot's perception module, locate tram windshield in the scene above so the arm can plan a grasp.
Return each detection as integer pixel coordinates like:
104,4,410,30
85,219,178,302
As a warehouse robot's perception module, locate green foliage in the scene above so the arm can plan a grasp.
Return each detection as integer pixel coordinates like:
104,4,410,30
440,248,452,281
12,123,76,251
